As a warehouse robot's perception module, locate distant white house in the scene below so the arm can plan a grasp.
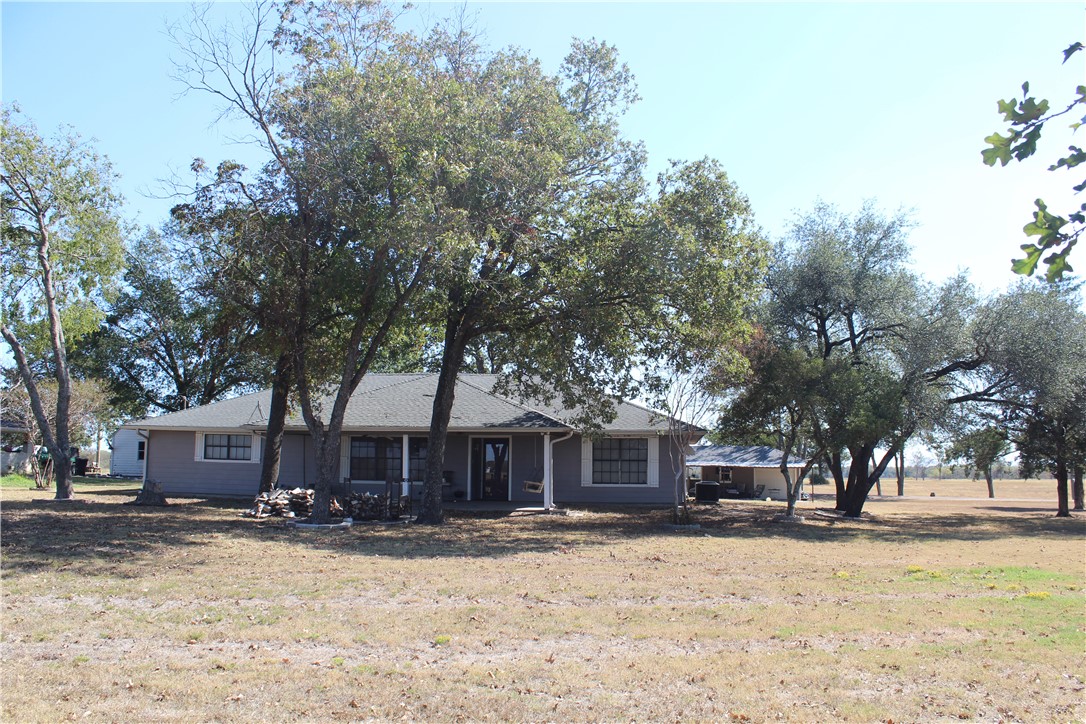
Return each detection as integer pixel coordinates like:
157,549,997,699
110,428,145,477
1,418,34,474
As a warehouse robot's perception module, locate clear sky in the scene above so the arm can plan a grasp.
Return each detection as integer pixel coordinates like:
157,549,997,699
3,1,1084,298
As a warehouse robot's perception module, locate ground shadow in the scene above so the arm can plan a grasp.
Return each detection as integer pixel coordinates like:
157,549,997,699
1,494,1082,579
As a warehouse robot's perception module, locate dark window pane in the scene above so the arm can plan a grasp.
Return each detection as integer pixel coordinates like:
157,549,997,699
592,438,648,485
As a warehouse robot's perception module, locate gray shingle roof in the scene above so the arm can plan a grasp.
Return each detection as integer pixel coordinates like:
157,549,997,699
686,444,795,468
123,373,679,434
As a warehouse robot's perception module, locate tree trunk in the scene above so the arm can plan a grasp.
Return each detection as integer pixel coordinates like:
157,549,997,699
843,444,897,518
985,467,995,499
2,326,73,499
828,451,846,510
417,320,470,525
1072,466,1084,511
310,428,339,524
1055,457,1070,517
258,352,293,494
896,448,905,496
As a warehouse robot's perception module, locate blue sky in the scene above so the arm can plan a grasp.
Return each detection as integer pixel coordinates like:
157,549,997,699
3,1,1084,297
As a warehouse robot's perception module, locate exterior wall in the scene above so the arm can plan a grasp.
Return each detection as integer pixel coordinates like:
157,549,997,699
146,430,262,498
276,434,311,488
551,434,677,505
442,434,470,500
1,446,35,474
143,429,692,505
754,466,804,500
110,429,144,477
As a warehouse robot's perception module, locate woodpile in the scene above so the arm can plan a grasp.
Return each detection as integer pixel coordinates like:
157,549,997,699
242,488,316,519
242,488,409,521
346,492,410,520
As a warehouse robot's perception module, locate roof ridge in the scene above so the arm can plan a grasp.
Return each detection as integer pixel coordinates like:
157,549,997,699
457,375,570,429
350,372,432,397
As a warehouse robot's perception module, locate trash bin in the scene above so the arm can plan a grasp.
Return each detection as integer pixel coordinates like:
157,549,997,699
695,480,720,503
74,457,89,475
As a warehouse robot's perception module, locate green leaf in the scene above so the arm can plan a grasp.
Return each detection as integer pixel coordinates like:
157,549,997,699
1014,97,1049,124
997,98,1018,121
1062,42,1083,64
981,132,1014,166
1043,249,1072,281
1011,244,1043,276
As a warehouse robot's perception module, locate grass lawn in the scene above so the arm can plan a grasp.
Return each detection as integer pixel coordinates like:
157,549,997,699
1,480,1083,722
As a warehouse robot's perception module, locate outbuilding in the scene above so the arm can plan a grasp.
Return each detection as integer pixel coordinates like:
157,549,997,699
686,444,805,500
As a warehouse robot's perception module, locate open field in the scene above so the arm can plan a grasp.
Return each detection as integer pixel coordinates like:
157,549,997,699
2,480,1083,722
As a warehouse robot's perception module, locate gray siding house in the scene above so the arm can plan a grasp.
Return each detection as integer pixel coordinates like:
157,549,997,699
123,373,698,506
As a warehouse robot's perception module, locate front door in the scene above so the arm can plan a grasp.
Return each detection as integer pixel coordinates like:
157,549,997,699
472,438,509,501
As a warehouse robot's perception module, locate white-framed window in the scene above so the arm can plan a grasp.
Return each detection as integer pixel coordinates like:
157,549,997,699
136,440,146,461
195,433,258,463
581,436,659,487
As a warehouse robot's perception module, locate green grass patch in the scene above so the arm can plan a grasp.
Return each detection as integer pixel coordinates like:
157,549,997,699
0,473,40,490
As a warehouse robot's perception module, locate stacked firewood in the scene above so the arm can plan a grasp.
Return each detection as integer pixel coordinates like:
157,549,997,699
242,488,351,519
242,488,407,520
242,488,314,519
344,492,410,520
346,492,386,520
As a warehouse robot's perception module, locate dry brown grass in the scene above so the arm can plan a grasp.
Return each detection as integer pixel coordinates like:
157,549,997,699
1,479,1083,722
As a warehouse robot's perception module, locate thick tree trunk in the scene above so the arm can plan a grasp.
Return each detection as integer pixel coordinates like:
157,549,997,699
310,428,340,524
1072,466,1084,511
843,444,897,518
1055,458,1070,517
828,451,846,510
258,352,293,493
842,444,870,511
417,320,469,525
985,468,995,499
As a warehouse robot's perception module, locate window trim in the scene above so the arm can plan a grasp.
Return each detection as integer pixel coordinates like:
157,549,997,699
194,432,259,464
581,435,659,488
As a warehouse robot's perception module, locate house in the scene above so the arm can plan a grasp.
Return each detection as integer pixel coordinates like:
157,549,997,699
1,418,33,474
121,373,699,506
686,444,805,500
109,428,145,478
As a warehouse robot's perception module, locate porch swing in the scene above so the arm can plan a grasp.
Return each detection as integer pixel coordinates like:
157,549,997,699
522,440,544,494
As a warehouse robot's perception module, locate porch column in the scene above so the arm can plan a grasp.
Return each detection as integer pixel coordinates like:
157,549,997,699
543,432,553,510
401,434,410,496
